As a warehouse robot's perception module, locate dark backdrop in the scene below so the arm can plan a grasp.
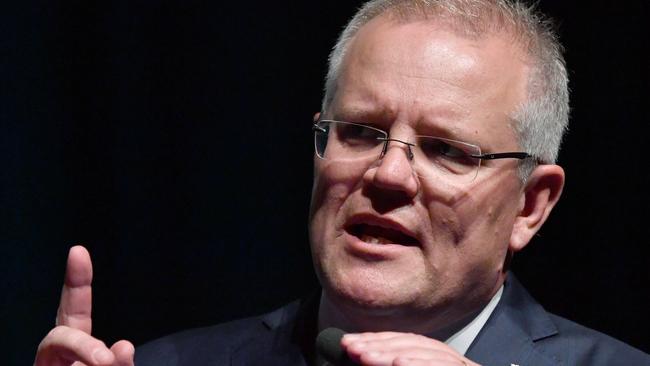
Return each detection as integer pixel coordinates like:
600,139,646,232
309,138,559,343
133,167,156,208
3,1,648,364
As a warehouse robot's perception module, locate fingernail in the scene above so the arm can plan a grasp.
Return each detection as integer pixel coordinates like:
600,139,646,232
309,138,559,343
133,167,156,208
92,348,113,364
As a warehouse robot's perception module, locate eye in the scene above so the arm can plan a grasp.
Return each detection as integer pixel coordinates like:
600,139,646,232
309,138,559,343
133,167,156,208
419,139,468,158
337,123,376,140
332,123,385,149
438,142,467,158
416,137,480,169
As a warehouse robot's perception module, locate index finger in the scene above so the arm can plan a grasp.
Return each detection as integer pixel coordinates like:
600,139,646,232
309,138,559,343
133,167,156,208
56,245,93,334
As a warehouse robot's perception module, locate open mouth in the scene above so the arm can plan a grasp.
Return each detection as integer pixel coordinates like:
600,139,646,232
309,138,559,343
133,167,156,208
346,223,419,246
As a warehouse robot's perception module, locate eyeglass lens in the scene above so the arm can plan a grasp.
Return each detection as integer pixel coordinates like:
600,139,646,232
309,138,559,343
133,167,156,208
314,121,482,182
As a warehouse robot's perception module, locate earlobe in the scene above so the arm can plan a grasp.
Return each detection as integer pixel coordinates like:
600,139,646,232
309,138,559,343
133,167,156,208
313,112,321,122
509,165,565,252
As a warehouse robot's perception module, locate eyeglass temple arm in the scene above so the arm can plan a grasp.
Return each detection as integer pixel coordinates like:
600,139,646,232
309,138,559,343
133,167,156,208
313,124,326,132
470,152,533,160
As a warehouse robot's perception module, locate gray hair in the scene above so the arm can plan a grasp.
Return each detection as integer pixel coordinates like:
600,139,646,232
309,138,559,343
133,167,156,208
321,0,569,181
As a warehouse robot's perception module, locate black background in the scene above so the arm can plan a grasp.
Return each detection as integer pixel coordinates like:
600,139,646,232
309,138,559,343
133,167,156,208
2,1,649,364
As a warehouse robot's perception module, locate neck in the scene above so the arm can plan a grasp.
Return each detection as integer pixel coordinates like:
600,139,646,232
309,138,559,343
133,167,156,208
318,292,483,338
317,279,505,337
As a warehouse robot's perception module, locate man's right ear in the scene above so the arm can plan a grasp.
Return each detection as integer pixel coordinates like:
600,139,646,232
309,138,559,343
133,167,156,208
313,112,321,122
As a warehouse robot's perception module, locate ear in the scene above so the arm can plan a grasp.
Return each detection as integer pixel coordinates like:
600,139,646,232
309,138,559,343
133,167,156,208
313,112,321,122
509,164,565,252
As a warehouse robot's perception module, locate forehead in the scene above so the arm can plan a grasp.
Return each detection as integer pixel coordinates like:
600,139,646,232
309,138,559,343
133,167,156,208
332,15,530,147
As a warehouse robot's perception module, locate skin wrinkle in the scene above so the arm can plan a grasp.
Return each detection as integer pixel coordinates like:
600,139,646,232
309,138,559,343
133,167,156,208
332,103,470,147
423,162,521,251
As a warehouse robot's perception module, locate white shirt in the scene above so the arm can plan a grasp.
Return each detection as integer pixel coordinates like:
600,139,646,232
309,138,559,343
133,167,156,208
445,285,504,355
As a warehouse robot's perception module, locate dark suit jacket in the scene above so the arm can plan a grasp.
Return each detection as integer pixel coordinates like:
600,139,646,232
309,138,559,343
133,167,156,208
135,275,649,365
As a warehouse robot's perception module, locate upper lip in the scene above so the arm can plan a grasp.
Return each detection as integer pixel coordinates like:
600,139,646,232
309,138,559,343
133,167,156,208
344,213,420,245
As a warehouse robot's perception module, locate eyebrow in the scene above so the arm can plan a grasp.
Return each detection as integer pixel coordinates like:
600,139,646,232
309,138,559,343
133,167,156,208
332,105,396,123
331,104,479,144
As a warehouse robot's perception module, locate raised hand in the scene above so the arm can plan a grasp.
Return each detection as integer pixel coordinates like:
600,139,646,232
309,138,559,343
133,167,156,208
342,332,480,366
34,246,135,366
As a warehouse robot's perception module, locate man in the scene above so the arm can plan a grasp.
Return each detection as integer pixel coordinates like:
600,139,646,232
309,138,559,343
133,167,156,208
35,0,649,365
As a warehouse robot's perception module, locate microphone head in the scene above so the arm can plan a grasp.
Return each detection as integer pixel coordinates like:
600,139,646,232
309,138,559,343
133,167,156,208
316,327,355,366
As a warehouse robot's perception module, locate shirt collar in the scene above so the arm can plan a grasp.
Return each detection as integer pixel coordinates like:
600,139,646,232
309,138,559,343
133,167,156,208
445,285,504,355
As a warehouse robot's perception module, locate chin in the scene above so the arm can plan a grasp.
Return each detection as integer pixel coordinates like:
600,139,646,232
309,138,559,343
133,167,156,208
323,262,424,312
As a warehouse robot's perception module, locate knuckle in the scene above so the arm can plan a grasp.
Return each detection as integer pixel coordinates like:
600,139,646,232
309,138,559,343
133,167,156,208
36,326,73,362
35,325,105,366
46,325,68,339
36,328,62,358
36,338,48,355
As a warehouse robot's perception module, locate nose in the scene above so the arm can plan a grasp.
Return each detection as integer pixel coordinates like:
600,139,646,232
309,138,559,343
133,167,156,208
363,140,419,198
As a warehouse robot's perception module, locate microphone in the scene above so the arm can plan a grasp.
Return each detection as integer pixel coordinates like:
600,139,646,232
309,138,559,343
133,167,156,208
315,328,357,366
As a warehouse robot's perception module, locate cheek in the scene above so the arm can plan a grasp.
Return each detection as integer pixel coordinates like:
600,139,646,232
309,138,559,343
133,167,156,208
309,159,367,285
425,200,465,246
438,175,520,234
454,186,521,269
473,178,522,238
309,159,366,241
421,178,520,268
420,180,472,246
309,158,366,218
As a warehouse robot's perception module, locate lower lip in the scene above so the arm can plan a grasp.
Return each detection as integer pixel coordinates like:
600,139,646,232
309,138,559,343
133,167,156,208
343,231,418,260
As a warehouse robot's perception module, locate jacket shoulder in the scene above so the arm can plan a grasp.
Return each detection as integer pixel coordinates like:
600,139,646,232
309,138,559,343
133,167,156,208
468,274,650,365
540,313,650,365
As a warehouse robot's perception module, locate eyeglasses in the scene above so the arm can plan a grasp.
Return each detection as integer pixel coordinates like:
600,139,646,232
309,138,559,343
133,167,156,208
313,120,534,183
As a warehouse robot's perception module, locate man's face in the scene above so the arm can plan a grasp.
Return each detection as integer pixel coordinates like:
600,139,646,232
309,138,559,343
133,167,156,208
309,16,531,329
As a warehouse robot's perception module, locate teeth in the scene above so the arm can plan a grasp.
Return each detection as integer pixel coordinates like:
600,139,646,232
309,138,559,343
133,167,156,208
361,234,391,244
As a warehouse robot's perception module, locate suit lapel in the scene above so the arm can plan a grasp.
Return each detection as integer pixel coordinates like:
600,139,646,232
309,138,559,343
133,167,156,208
466,274,561,366
232,295,318,366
